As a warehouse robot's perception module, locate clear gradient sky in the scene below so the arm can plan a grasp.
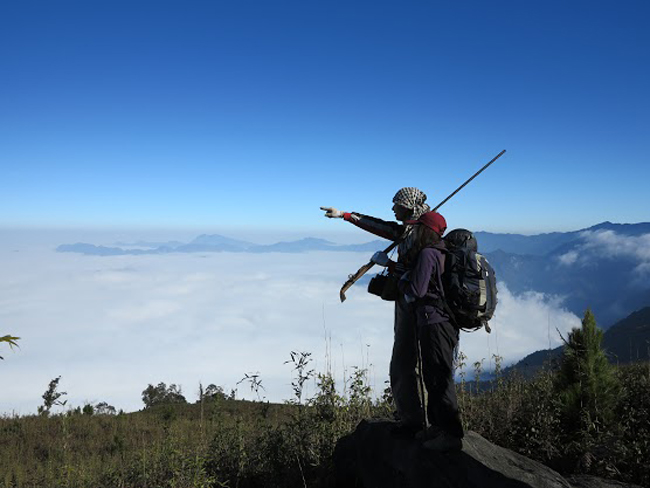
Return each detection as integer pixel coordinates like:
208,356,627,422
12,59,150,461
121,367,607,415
2,1,649,235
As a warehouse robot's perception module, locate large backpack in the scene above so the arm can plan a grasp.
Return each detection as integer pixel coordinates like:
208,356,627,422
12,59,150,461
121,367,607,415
441,229,498,333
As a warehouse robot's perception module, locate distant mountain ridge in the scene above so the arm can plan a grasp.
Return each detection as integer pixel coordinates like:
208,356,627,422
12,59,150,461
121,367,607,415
475,221,650,255
482,221,650,327
114,240,186,249
57,234,389,256
60,221,650,257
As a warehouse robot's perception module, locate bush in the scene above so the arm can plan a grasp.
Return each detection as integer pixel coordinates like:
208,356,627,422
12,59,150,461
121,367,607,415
141,382,187,408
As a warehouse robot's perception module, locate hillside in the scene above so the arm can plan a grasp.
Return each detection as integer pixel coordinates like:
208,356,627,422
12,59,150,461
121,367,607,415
484,222,650,327
604,306,650,363
507,306,650,376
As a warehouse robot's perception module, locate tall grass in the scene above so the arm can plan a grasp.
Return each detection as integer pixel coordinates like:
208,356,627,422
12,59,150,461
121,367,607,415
2,357,649,487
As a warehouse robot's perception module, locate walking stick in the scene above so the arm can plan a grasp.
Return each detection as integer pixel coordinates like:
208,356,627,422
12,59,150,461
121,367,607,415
339,149,506,302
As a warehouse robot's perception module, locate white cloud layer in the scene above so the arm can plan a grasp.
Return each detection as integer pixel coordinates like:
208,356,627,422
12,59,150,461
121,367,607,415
463,284,581,375
1,234,581,415
558,230,650,277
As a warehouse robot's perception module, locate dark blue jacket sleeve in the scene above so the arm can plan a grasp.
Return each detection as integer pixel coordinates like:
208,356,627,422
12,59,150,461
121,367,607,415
344,212,405,241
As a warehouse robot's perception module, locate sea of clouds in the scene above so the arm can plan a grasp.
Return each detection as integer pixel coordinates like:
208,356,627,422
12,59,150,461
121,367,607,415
1,231,582,415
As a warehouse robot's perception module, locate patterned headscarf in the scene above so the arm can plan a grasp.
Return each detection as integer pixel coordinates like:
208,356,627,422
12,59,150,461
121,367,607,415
392,187,430,220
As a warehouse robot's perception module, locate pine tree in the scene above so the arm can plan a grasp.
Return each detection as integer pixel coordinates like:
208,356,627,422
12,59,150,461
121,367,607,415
555,309,619,438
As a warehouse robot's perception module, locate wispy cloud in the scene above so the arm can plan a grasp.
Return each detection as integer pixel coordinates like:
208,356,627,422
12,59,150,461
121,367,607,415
1,237,581,415
558,230,650,277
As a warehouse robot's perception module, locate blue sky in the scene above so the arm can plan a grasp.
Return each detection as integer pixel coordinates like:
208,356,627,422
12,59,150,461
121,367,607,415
1,0,649,235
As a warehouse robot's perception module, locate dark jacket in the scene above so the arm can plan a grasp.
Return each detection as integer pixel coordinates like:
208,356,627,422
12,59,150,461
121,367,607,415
398,246,450,324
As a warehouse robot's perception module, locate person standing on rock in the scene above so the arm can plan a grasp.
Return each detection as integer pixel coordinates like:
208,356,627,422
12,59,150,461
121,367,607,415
321,187,431,435
373,212,464,451
373,210,464,451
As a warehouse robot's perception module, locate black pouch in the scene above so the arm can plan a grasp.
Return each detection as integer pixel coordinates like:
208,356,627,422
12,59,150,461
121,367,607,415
368,271,399,301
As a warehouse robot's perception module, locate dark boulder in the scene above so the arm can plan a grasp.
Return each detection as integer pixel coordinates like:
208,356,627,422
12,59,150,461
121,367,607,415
565,475,643,488
334,420,638,488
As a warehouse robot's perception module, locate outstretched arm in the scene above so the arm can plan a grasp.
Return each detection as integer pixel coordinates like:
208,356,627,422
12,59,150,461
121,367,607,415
320,206,404,242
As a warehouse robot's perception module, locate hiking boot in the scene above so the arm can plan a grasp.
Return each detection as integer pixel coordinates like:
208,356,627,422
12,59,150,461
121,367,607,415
422,431,463,452
390,421,422,439
415,425,443,442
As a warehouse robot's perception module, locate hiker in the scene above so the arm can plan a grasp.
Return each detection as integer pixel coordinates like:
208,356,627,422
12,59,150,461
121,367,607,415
321,188,431,434
373,211,464,451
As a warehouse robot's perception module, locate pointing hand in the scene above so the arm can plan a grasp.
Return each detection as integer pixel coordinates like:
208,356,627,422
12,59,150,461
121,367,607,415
320,207,345,219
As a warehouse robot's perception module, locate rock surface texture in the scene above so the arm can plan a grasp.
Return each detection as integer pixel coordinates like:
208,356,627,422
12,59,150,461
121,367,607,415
334,420,640,488
565,475,643,488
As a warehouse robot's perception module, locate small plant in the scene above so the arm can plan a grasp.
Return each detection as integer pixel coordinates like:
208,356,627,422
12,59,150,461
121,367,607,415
38,376,67,416
237,372,265,401
0,335,20,360
285,351,314,405
94,401,117,415
347,367,372,418
492,354,504,390
473,358,484,393
203,384,228,402
311,371,344,422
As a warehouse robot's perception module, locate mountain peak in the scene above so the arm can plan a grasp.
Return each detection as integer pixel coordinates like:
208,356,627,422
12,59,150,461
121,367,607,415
294,237,336,245
190,234,254,247
584,221,650,235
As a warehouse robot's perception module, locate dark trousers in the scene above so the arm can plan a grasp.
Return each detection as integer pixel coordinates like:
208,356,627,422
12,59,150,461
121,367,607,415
390,297,422,427
391,299,464,437
419,318,464,438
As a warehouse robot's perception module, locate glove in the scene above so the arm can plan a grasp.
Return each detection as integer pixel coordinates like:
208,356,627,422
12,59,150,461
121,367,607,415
320,206,345,219
371,251,390,267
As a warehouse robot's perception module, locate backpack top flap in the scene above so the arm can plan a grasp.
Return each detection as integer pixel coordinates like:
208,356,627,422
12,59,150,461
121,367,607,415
445,228,477,252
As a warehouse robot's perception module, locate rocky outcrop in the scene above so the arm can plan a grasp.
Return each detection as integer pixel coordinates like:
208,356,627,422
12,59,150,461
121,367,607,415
334,420,640,488
565,475,643,488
